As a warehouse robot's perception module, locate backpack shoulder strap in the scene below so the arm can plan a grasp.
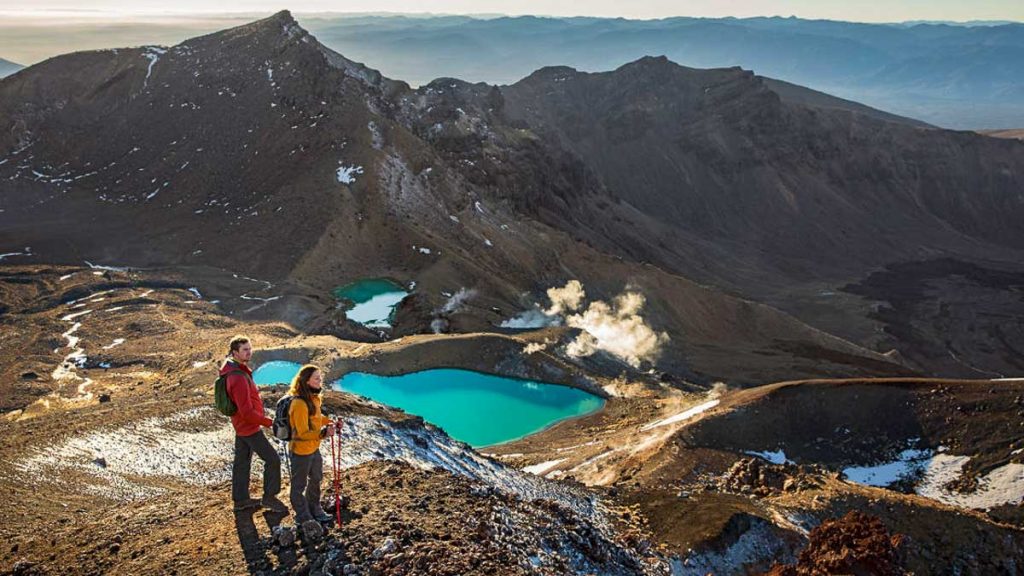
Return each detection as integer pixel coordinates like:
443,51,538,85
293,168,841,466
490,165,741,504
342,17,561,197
224,369,253,385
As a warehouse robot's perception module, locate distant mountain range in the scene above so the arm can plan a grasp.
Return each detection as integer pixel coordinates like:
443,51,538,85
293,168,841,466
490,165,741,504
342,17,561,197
2,12,1023,382
895,20,1019,27
0,58,22,78
3,13,1020,127
299,14,1024,129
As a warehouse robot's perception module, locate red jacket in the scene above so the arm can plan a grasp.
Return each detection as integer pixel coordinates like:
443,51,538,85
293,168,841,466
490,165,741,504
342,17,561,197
221,360,272,436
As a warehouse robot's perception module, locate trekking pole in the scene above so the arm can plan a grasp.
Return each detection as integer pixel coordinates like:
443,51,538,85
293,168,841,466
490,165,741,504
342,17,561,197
330,417,343,528
280,439,291,482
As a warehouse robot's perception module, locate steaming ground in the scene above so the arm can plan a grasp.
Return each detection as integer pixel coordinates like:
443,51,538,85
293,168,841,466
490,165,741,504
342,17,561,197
500,280,669,368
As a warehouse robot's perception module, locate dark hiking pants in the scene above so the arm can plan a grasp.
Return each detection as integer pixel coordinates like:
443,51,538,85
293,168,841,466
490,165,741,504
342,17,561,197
232,431,281,502
289,451,324,523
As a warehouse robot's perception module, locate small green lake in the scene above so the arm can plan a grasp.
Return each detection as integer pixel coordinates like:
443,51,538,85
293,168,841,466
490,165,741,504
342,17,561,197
332,278,409,328
336,369,605,447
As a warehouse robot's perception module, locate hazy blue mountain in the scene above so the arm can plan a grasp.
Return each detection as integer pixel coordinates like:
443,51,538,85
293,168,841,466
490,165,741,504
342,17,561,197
0,58,22,78
301,15,1024,128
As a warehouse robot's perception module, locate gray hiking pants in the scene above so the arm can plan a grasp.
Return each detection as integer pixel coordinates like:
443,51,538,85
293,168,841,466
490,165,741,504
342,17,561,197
232,431,282,502
289,450,325,523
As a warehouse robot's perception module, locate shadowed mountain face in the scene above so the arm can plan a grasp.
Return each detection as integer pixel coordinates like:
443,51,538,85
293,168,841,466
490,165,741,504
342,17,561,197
502,58,1024,281
0,58,22,78
1,11,1022,382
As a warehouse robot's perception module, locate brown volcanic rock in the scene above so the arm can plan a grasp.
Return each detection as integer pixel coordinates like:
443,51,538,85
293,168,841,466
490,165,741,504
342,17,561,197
717,457,822,497
766,511,909,576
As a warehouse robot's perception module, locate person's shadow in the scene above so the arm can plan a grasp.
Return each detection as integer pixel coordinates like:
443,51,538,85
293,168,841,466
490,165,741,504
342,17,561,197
233,508,294,574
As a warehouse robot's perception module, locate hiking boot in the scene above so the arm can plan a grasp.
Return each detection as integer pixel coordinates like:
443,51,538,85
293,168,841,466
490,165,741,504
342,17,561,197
261,495,289,514
311,508,333,523
233,498,262,512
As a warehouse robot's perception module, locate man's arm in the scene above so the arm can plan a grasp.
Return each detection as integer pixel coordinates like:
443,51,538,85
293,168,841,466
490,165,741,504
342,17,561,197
227,373,273,428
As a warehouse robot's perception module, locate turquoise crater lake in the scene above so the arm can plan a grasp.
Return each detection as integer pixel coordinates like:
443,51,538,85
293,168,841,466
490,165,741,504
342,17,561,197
253,360,302,386
336,369,605,447
332,278,409,328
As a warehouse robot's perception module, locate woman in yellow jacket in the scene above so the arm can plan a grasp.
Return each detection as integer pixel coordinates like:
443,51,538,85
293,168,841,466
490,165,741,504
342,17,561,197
287,364,334,524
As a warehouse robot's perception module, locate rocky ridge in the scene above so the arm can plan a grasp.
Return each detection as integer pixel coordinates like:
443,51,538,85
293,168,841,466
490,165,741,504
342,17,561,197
2,11,1022,383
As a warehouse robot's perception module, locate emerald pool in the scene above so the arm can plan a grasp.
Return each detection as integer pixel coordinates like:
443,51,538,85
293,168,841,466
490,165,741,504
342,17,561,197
332,278,409,328
253,360,302,386
336,369,605,447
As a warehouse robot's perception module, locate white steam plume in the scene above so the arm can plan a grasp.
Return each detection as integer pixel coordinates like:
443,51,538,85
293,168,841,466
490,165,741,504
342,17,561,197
438,287,477,315
562,290,668,368
499,280,585,329
431,288,478,333
504,280,668,368
544,279,585,316
430,318,448,334
523,341,548,354
500,308,557,329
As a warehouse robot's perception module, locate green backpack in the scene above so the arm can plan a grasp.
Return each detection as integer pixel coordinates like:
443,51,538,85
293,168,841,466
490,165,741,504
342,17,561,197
214,370,247,417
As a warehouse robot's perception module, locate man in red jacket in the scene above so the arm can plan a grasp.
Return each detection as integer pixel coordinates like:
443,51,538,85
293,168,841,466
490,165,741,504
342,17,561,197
223,335,287,513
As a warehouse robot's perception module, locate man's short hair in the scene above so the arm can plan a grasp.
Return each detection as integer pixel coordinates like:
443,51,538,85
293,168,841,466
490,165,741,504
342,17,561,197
228,335,251,354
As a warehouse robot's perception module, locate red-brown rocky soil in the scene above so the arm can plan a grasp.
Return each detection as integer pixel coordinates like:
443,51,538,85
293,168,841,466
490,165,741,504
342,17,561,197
766,511,908,576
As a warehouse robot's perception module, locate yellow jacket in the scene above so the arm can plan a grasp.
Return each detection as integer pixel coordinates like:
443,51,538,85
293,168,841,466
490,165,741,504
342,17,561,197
288,394,331,456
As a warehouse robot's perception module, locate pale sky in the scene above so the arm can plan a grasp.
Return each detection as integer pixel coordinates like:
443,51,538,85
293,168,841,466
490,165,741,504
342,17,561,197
1,0,1023,22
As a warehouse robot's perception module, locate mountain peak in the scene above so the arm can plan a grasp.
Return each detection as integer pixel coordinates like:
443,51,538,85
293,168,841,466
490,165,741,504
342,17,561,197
231,9,305,42
633,55,671,65
617,55,675,71
260,9,297,27
517,65,580,85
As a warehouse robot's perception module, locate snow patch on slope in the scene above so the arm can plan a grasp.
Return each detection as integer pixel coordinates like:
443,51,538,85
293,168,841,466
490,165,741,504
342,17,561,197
745,449,793,465
0,247,32,261
641,399,720,431
843,449,930,487
141,46,166,87
17,407,231,500
522,458,568,476
336,164,364,184
18,407,597,516
843,449,1024,510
